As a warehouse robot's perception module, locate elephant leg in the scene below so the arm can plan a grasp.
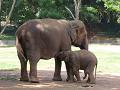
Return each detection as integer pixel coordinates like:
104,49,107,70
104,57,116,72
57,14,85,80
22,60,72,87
17,51,29,82
53,59,62,81
83,70,87,80
73,69,81,82
29,61,39,83
87,76,90,83
86,67,95,84
29,53,40,83
85,68,91,83
67,69,76,83
65,61,70,81
89,72,96,84
65,62,76,82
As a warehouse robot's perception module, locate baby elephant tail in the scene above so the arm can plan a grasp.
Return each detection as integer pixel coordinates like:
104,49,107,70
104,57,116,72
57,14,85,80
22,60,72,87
95,62,98,80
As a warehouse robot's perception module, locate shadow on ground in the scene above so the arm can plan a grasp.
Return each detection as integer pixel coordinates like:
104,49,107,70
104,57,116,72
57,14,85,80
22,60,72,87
0,70,120,90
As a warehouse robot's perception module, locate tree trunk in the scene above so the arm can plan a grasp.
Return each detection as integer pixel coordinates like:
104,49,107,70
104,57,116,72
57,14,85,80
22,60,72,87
65,0,81,20
74,0,81,20
0,0,2,31
0,0,16,35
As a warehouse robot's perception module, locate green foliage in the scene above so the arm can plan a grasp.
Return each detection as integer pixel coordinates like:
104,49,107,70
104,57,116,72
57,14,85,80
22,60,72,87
80,6,99,23
35,0,66,19
1,0,120,25
117,17,120,23
103,0,120,23
103,0,120,11
97,0,120,23
1,0,13,20
12,0,36,24
37,9,65,19
1,0,73,25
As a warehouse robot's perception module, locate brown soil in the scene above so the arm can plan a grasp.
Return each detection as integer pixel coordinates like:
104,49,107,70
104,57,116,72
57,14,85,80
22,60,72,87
0,70,120,90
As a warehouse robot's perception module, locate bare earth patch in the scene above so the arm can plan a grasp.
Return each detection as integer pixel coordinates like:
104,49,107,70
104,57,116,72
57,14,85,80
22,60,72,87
0,70,120,90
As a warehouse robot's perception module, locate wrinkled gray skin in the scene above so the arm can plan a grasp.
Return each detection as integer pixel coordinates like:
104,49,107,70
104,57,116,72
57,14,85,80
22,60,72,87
16,19,88,83
58,50,97,84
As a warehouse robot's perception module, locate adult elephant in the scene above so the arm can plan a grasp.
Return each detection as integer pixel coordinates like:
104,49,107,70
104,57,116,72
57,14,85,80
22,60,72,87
16,19,88,83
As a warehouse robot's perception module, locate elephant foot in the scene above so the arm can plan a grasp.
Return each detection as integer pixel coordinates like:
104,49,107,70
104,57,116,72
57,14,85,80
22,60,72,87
29,77,39,83
67,80,75,83
89,81,96,84
52,76,62,81
77,81,81,83
20,77,29,82
76,79,81,83
66,77,69,81
66,77,76,82
86,79,96,84
67,78,77,83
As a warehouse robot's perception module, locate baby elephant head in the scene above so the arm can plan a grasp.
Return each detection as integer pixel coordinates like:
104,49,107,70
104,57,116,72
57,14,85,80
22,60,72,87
57,51,71,62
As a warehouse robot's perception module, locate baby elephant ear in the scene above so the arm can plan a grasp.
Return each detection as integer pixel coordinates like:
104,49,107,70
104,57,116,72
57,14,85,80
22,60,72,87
56,51,70,62
63,51,71,62
56,51,66,61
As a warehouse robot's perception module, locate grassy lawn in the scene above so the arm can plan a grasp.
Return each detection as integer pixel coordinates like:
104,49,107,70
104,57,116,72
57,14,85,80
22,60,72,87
0,44,120,74
89,44,120,73
0,35,15,40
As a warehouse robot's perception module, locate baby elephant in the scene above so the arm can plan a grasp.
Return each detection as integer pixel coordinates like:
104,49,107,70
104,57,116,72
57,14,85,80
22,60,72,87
58,50,97,84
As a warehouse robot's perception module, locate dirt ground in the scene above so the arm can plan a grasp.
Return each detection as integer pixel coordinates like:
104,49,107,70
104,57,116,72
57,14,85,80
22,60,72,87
0,69,120,90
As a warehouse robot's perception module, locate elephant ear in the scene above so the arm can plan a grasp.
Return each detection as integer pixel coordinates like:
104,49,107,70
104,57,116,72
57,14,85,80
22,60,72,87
68,21,77,43
70,20,81,29
69,20,87,44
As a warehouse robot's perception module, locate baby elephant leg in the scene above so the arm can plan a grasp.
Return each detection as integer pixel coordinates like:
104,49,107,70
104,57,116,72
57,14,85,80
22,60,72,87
65,62,76,82
83,70,91,83
67,70,76,83
88,72,96,84
83,70,87,80
73,68,81,82
86,68,96,84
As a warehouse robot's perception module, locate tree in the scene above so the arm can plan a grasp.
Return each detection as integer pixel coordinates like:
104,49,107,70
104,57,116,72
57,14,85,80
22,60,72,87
1,0,120,27
0,0,16,35
65,0,81,20
103,0,120,23
0,0,1,11
0,0,2,30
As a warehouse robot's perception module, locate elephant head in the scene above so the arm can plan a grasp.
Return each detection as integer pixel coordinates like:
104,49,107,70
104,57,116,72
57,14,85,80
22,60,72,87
68,20,88,50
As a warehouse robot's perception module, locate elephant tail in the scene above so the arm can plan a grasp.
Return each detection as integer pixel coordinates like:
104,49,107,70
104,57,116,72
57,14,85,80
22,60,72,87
16,36,27,61
94,60,98,80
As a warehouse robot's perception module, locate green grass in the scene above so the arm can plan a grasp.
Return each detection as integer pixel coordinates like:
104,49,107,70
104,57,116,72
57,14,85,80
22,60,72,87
0,44,120,74
89,44,120,73
0,35,15,40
